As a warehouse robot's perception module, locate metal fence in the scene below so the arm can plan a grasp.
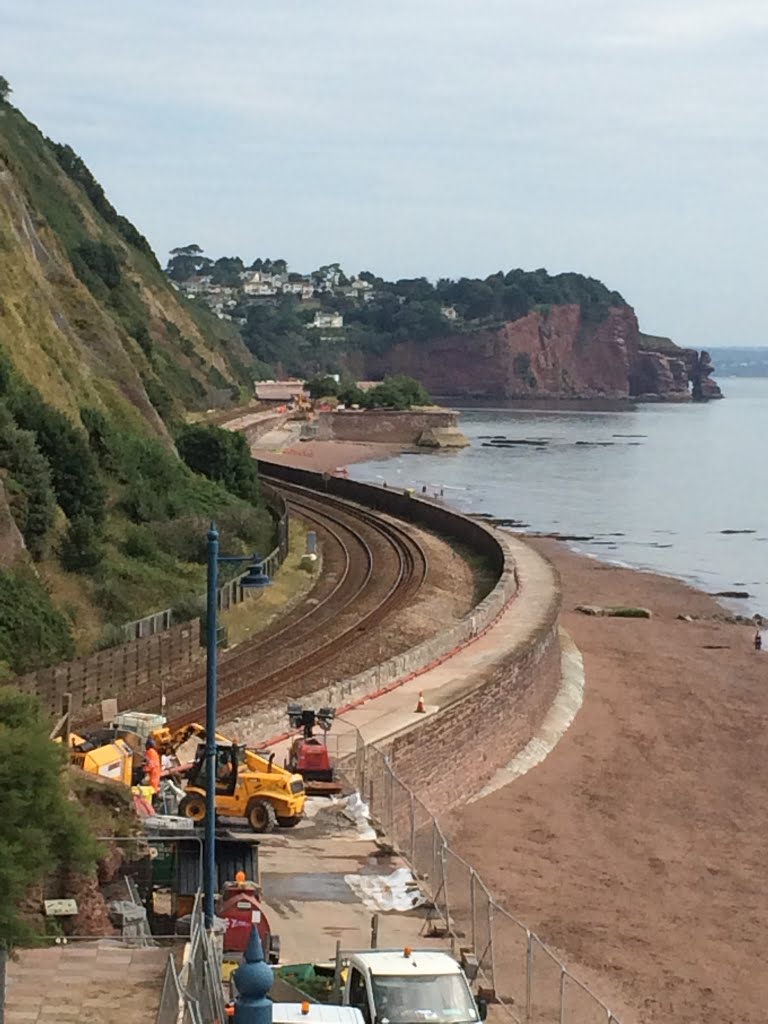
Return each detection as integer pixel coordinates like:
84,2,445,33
337,726,621,1024
156,893,227,1024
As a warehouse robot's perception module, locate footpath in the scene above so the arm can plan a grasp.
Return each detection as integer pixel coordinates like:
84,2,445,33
255,532,574,966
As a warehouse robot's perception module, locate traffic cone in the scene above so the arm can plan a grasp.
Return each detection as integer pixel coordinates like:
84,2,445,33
415,691,426,713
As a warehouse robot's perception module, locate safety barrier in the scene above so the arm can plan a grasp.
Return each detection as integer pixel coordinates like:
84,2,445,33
156,893,226,1024
335,721,622,1024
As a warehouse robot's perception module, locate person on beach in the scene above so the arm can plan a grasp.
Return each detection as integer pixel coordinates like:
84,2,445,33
755,630,763,652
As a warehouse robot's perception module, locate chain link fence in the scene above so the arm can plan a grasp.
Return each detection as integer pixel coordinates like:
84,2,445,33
337,725,621,1024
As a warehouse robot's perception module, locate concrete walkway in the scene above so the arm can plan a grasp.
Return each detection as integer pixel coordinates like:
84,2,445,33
4,943,167,1024
266,531,560,764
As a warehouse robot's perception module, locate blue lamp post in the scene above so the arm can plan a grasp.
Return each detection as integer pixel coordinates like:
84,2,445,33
204,521,271,930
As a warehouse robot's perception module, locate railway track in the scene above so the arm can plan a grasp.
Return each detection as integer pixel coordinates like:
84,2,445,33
164,479,429,728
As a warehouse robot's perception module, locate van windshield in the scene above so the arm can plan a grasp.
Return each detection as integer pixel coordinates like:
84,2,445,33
370,974,478,1024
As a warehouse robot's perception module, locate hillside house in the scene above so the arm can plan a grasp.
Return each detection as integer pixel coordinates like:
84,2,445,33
441,305,459,321
310,311,344,329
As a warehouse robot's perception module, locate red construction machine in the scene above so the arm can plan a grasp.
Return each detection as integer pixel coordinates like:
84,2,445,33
285,705,342,796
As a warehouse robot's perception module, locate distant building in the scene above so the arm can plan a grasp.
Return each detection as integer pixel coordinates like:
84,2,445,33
440,305,459,321
254,381,308,404
310,311,344,329
244,280,278,297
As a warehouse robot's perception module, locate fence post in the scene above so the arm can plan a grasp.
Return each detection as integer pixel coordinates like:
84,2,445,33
559,968,566,1024
409,793,416,865
469,869,477,956
525,930,533,1024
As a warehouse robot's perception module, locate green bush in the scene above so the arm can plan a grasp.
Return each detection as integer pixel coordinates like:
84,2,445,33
176,423,260,502
59,515,104,575
1,376,105,524
0,687,99,950
120,525,161,561
0,569,74,673
0,405,57,558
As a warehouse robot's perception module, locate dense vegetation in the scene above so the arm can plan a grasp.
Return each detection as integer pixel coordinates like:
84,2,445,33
173,247,626,378
0,354,273,673
0,687,98,950
306,374,432,409
0,83,276,671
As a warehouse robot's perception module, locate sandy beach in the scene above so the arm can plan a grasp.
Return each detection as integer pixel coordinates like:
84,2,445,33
451,539,767,1024
255,434,767,1022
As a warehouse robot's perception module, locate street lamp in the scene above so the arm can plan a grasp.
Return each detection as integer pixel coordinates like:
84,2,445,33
204,521,271,930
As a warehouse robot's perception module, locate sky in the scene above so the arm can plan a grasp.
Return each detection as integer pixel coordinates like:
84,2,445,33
2,0,767,349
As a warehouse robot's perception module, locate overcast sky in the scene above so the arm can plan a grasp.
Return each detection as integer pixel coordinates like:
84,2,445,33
3,0,767,348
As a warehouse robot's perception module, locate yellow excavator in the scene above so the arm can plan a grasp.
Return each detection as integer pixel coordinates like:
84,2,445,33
152,722,306,833
64,716,306,834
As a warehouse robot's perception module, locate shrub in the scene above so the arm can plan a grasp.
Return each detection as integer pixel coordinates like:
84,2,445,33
0,569,74,673
59,515,104,575
176,424,260,502
0,686,98,950
0,405,56,558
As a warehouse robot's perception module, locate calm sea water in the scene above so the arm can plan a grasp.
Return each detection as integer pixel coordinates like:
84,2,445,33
350,377,768,615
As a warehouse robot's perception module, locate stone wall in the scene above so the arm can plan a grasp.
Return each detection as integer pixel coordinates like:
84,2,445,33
315,408,462,444
258,462,562,813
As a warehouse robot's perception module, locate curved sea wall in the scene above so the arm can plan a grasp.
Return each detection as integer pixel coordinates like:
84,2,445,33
258,462,562,810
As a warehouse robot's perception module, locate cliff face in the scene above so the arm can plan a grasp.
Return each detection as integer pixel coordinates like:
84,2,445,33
362,306,720,401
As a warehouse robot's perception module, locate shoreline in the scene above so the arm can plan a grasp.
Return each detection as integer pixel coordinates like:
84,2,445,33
250,435,766,1019
254,434,766,622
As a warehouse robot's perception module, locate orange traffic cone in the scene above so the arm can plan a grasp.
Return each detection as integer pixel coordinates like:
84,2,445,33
415,691,426,713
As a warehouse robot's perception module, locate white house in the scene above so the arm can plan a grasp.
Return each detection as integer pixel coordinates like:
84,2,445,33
310,311,344,329
440,305,459,321
244,280,278,297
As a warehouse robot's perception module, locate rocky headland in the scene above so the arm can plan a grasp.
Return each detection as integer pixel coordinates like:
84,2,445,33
362,306,722,402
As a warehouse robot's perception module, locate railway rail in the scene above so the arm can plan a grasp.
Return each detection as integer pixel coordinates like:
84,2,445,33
163,479,429,728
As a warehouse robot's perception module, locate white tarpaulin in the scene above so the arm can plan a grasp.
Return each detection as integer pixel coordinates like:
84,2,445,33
344,868,426,912
343,792,377,841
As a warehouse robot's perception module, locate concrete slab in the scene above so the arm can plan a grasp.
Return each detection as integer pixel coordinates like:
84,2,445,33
5,943,168,1024
258,801,452,966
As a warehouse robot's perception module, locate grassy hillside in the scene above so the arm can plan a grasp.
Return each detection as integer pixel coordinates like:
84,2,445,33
0,91,269,674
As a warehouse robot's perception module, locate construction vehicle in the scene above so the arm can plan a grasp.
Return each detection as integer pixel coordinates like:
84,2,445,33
285,705,342,796
152,721,307,833
68,732,135,785
64,714,305,833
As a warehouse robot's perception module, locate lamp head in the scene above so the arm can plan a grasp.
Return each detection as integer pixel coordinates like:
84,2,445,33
240,562,271,589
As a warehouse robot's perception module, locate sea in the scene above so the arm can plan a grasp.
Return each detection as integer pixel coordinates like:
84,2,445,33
349,377,768,616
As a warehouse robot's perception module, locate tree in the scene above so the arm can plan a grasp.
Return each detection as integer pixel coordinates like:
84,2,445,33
176,424,259,502
305,375,340,399
210,256,244,287
0,407,57,559
272,259,287,274
169,244,203,256
0,687,96,951
0,76,11,102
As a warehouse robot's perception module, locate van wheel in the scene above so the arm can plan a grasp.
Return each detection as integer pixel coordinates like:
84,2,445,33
247,799,277,833
276,816,301,829
179,794,206,823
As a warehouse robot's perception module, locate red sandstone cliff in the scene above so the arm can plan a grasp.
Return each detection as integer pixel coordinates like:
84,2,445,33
361,306,721,401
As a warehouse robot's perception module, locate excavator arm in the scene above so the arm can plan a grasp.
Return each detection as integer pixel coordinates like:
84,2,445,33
151,722,233,756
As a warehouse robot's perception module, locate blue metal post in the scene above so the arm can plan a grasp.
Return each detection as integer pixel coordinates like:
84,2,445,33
233,927,273,1024
205,521,219,930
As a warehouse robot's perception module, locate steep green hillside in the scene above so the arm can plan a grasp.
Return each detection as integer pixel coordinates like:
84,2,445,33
0,90,269,672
